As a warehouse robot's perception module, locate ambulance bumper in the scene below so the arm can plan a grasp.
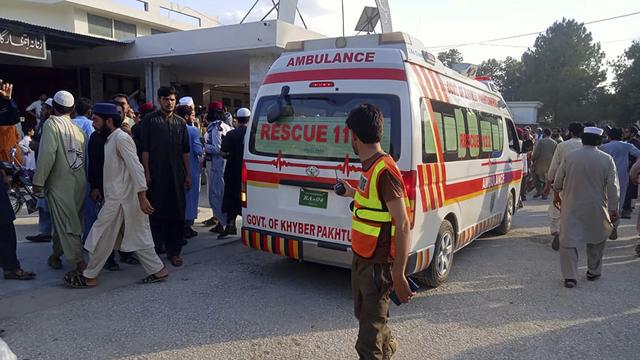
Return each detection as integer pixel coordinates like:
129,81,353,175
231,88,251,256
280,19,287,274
241,227,352,269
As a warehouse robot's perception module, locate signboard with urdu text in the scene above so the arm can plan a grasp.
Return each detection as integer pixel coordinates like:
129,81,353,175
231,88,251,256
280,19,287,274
0,29,46,60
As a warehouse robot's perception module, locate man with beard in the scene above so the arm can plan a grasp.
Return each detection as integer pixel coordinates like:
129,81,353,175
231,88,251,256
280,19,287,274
32,90,86,272
141,86,191,267
64,103,168,288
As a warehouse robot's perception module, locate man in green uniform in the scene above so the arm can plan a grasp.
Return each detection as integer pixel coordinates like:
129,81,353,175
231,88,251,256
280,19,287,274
33,90,86,271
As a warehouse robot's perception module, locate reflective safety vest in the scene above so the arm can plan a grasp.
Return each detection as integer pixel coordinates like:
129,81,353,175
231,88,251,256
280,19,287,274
351,154,409,259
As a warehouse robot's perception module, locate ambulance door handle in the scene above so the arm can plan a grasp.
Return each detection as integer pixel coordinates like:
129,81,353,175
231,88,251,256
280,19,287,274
279,179,334,191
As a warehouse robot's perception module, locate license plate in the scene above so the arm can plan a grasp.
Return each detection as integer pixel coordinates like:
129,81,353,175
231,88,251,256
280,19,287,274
298,188,328,209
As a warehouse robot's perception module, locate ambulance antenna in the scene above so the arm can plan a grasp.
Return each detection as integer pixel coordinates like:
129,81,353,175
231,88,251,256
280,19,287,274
341,0,345,37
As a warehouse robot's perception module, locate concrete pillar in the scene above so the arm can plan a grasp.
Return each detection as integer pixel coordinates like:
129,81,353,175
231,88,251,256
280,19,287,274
89,67,103,102
144,62,162,106
249,54,278,109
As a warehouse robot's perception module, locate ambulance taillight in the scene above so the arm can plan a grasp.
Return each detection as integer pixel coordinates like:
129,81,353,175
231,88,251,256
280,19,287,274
241,161,247,208
402,170,417,228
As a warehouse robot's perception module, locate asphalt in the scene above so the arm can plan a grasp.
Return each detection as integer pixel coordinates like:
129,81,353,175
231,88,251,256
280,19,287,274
1,197,639,360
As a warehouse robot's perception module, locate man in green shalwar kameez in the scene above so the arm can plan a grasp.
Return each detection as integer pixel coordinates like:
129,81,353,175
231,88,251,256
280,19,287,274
32,91,86,271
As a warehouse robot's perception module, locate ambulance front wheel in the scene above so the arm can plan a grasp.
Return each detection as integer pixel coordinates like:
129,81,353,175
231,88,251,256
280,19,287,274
494,191,514,235
414,220,455,288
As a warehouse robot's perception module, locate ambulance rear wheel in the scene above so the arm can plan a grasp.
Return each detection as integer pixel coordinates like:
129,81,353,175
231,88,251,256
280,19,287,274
415,220,454,288
494,192,514,235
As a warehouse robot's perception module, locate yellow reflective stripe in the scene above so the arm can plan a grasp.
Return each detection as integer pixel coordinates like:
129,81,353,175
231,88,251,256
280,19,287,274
356,160,387,209
352,220,381,236
391,225,396,236
355,208,392,222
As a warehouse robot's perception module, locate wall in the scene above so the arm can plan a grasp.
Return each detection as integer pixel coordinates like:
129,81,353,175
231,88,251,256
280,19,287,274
2,0,75,32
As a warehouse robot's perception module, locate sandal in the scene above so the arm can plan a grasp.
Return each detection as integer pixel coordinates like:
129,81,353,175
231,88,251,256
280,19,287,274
169,256,183,267
63,271,96,289
202,217,217,227
137,273,168,284
4,269,36,280
48,255,62,270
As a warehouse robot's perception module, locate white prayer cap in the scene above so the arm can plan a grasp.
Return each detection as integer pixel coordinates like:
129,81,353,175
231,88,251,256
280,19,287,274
237,107,251,118
179,96,194,107
53,90,74,107
584,127,604,136
44,98,53,107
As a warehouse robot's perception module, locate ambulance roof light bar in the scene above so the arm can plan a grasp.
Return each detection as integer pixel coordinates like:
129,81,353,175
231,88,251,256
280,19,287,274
378,32,411,45
284,40,305,52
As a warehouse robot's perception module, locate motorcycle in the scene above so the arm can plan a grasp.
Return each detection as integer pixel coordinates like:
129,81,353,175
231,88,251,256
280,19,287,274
1,148,38,215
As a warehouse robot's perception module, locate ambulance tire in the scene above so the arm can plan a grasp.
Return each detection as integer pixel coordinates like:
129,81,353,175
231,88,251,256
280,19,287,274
494,192,514,235
414,220,455,288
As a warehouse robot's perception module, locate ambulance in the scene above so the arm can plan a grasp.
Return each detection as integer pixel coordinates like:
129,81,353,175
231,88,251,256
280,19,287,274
241,32,524,287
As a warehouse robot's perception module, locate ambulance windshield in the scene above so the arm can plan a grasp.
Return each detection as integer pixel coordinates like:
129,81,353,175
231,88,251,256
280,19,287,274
250,93,400,162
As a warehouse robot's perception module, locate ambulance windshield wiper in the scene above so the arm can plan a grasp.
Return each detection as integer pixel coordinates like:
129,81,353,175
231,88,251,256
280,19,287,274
267,86,294,123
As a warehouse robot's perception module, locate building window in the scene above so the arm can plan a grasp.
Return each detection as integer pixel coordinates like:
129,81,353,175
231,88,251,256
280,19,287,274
114,20,136,39
88,14,113,38
87,14,137,40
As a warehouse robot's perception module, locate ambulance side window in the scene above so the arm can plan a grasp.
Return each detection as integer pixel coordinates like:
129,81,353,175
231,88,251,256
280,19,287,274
466,110,480,158
505,118,521,153
420,98,438,163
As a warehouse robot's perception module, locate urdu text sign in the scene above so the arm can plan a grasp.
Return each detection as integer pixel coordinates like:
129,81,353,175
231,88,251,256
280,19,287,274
0,29,46,60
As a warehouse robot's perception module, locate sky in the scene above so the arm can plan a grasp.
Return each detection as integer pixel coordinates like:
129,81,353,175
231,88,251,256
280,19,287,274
176,0,638,79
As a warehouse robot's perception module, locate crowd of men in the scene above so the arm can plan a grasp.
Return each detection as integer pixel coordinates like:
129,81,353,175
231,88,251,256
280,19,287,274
0,82,250,286
519,122,640,288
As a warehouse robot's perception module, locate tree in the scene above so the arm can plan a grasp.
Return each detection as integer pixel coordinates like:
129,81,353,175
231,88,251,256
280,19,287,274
477,57,523,101
437,49,463,68
519,18,606,125
611,40,640,125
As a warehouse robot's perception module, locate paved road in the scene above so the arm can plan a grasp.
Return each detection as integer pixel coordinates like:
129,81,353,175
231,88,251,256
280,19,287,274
1,198,640,360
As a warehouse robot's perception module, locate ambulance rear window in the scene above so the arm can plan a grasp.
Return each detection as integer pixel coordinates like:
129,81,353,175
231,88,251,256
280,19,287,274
249,94,400,162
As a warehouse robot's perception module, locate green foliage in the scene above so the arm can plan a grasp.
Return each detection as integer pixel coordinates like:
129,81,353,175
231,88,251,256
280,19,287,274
477,57,523,101
519,18,606,125
611,41,640,125
437,48,463,67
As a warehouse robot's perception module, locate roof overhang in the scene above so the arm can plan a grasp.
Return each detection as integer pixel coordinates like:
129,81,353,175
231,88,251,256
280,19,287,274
0,17,126,51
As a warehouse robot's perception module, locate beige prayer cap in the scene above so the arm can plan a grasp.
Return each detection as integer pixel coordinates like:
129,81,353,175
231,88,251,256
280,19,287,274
584,127,604,136
53,90,74,107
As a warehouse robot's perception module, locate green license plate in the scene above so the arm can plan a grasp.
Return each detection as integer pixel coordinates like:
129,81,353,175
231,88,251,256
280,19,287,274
298,188,328,209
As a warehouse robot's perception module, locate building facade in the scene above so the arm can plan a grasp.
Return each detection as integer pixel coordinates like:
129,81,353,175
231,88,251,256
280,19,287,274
1,0,323,120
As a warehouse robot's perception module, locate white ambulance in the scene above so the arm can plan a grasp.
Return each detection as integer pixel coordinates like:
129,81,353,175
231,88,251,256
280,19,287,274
241,32,524,287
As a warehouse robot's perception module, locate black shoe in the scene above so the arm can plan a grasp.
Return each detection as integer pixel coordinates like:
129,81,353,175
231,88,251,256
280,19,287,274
621,210,632,219
105,260,120,271
586,272,601,281
26,233,52,242
551,233,560,251
635,243,640,257
609,227,618,240
209,223,224,234
564,279,577,288
218,225,237,239
120,253,140,265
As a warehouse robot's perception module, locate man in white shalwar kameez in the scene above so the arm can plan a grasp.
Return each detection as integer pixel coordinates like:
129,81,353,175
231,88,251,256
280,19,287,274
553,127,619,289
64,103,168,288
546,122,584,251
